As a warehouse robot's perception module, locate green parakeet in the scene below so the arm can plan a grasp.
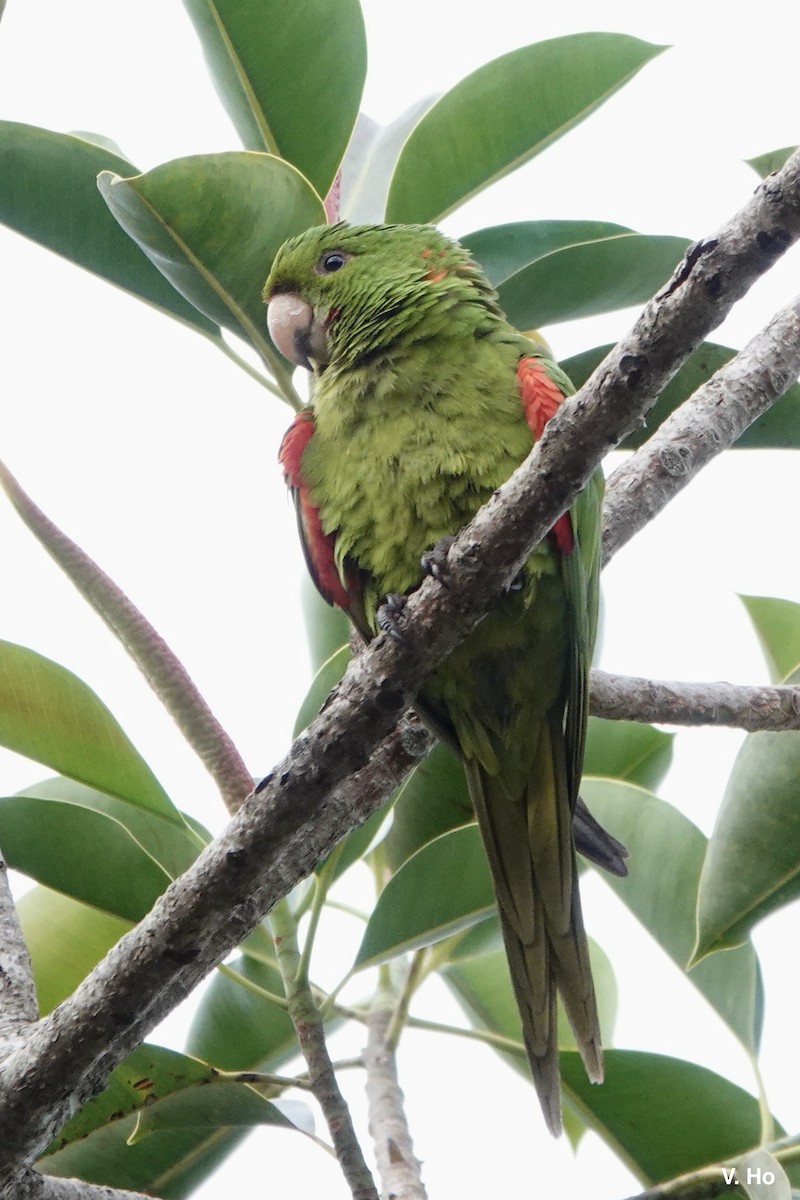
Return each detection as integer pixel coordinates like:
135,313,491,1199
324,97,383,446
264,223,623,1135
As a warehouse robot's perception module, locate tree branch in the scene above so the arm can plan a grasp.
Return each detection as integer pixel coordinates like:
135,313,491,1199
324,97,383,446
1,149,800,1186
0,854,37,1044
603,293,800,564
590,670,800,730
34,1172,157,1200
365,1001,427,1200
269,901,378,1200
0,461,253,816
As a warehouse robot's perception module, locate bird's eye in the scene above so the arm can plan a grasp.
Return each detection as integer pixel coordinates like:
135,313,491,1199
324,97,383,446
316,250,350,274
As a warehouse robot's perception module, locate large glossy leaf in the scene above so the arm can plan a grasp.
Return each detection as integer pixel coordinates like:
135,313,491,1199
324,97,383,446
563,342,800,450
300,574,350,673
740,594,800,683
40,1121,248,1200
17,886,132,1015
98,152,324,366
0,795,171,922
444,951,769,1177
353,825,494,970
443,925,617,1062
290,642,389,879
584,719,673,790
0,122,218,334
0,640,176,817
562,1049,768,1184
292,643,349,738
186,953,296,1070
694,669,800,961
386,34,665,224
747,146,798,178
340,98,437,223
384,742,472,871
582,780,763,1052
14,776,206,877
43,1044,311,1159
462,219,634,286
496,233,688,329
183,0,366,197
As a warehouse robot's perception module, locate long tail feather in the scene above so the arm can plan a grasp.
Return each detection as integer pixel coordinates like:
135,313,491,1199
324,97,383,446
464,716,603,1136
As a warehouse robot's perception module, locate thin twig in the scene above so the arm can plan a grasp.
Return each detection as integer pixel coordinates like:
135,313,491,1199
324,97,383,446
270,901,378,1200
365,1000,428,1200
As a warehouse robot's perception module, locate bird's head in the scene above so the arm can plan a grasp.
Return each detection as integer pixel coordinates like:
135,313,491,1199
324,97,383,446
263,222,499,371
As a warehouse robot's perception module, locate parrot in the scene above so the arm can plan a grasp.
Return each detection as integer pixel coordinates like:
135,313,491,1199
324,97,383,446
263,222,624,1136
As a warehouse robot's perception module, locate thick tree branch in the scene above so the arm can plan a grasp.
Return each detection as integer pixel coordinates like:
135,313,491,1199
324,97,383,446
0,855,37,1044
32,1172,156,1200
603,294,800,563
590,670,800,731
1,150,800,1186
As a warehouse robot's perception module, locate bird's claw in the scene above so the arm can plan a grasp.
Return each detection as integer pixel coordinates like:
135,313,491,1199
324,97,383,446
377,592,408,642
421,534,455,585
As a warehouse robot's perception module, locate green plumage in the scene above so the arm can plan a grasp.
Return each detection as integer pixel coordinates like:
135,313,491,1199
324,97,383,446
265,222,606,1135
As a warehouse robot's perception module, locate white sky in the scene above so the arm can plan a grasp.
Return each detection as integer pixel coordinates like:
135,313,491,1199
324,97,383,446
0,2,798,1198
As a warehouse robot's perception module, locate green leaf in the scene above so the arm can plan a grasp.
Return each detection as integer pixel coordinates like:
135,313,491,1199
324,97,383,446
0,640,176,817
354,825,495,970
39,1121,247,1200
582,780,763,1052
563,342,800,450
17,886,132,1015
182,0,366,197
0,795,171,922
384,742,472,870
98,152,324,365
443,926,617,1067
562,1049,769,1184
746,146,798,178
497,233,688,329
740,594,800,683
0,122,218,334
39,1044,304,1197
386,34,666,223
340,98,437,223
694,692,800,961
300,574,350,673
45,1044,311,1153
186,954,296,1070
293,643,349,737
584,719,673,790
14,776,206,877
462,219,635,286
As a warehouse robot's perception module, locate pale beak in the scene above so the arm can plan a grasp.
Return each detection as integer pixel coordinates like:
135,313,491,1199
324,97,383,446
267,293,327,369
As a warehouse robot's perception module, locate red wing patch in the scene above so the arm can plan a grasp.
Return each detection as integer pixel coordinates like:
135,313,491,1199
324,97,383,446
517,355,575,555
279,410,354,610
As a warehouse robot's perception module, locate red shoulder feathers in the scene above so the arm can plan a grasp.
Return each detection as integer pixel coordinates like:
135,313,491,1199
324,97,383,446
516,355,574,556
279,409,354,609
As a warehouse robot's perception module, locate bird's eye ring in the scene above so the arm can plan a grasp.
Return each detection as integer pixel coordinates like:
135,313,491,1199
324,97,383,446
316,250,350,274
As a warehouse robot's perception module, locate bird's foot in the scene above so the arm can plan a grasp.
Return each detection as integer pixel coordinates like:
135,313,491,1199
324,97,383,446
421,534,455,585
505,568,526,593
377,592,408,642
